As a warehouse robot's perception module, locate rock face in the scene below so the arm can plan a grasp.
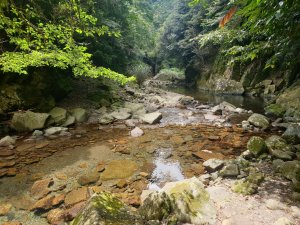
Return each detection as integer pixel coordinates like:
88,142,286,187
247,113,270,129
101,160,138,180
70,192,140,225
140,111,162,124
212,78,244,95
247,136,267,156
140,177,216,225
12,111,50,132
282,124,300,144
265,135,295,160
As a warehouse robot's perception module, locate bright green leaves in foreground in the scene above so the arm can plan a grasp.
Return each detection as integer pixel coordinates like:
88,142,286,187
0,0,134,84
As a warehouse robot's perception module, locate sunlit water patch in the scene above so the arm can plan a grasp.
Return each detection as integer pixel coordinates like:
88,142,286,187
148,148,185,190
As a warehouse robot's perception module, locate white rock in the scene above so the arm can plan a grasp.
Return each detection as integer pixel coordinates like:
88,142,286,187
0,136,16,147
265,199,287,210
273,217,295,225
32,130,43,137
130,127,144,137
203,159,225,172
140,111,162,124
45,127,68,136
291,206,300,218
235,108,245,114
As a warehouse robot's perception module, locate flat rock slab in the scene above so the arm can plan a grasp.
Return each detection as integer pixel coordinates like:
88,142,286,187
140,112,162,124
65,187,90,207
193,150,225,161
101,160,138,180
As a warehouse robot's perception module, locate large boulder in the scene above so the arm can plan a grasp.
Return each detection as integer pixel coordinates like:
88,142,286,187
140,111,162,124
70,192,140,225
11,111,50,132
140,177,216,225
48,107,67,125
265,135,295,160
213,78,244,95
70,108,88,123
247,113,270,129
247,136,267,156
282,124,300,144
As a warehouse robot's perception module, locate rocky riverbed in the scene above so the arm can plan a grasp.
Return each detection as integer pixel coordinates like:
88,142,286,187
0,80,299,225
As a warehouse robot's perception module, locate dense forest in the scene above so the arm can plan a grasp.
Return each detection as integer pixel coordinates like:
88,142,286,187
0,1,300,225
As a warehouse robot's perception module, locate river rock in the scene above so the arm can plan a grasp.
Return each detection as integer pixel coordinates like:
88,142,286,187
12,111,50,132
99,114,114,125
203,159,225,172
77,171,99,186
62,115,76,127
273,217,295,225
32,130,43,137
179,96,194,105
282,124,300,144
140,111,162,124
31,195,55,211
130,127,144,137
140,177,216,224
0,136,16,147
265,104,286,117
45,127,68,136
278,160,300,181
231,179,258,195
65,187,90,207
124,102,145,114
220,162,240,177
101,159,138,180
49,107,67,125
47,208,65,225
70,192,140,225
247,113,270,129
247,136,267,156
110,110,132,120
30,178,54,199
0,203,12,216
265,135,295,160
70,108,88,123
219,101,236,112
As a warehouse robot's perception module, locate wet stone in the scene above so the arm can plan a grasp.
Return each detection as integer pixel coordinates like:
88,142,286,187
31,195,55,211
47,208,65,225
65,187,90,207
78,171,100,186
101,159,138,180
30,178,54,199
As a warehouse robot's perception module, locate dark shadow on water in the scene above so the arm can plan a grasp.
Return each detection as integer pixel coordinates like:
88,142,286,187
168,86,265,114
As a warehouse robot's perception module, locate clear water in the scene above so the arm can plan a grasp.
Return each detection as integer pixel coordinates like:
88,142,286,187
168,87,265,113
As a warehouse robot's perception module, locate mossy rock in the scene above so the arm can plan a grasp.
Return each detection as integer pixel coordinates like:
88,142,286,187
70,192,141,225
265,135,295,160
232,180,258,195
247,136,267,156
265,104,286,117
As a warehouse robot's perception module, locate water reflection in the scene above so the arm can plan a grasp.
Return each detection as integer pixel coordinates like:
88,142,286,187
168,87,265,113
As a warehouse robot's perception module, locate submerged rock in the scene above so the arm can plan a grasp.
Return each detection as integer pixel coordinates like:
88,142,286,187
247,113,270,129
101,160,138,180
140,177,216,225
265,135,295,160
12,111,50,132
247,136,267,156
70,192,140,225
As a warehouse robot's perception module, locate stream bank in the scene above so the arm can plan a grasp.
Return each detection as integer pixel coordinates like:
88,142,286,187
0,78,299,225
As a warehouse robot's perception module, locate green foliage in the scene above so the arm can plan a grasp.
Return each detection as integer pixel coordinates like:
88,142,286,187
127,62,152,85
0,0,135,84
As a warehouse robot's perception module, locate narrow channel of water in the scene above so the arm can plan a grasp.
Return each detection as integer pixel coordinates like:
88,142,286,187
168,86,265,113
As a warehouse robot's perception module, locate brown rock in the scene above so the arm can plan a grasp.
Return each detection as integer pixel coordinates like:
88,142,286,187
191,163,205,175
64,187,90,207
30,178,54,199
78,162,88,168
35,141,50,149
31,195,55,211
101,159,138,181
170,136,185,145
77,171,99,186
6,168,17,176
208,136,220,141
139,172,149,178
0,161,16,168
0,149,14,157
47,208,65,225
64,202,86,221
0,203,12,216
116,179,127,188
55,172,68,180
12,195,34,210
192,150,225,161
90,186,103,194
96,162,105,172
52,194,65,206
2,221,22,225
